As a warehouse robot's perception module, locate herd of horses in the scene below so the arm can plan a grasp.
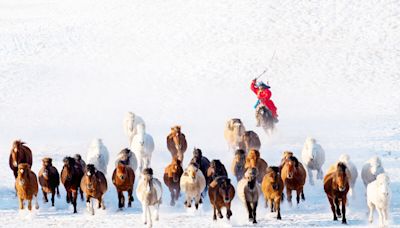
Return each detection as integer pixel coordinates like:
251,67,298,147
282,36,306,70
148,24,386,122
7,112,392,227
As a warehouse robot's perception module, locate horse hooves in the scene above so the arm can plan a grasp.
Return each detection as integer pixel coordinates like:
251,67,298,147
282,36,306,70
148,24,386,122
253,220,257,224
342,220,347,224
195,204,199,210
277,216,282,220
213,215,217,221
219,214,223,219
199,198,203,204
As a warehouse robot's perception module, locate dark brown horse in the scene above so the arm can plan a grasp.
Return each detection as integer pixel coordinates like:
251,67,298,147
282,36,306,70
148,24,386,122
61,156,84,213
112,162,135,209
324,162,350,224
167,126,188,162
163,157,183,206
208,176,235,221
9,140,33,178
207,160,228,185
239,131,261,153
281,155,306,206
190,148,210,182
38,157,60,206
81,164,107,215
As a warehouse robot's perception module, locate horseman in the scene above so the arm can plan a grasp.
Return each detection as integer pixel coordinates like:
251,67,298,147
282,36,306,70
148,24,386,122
251,78,278,126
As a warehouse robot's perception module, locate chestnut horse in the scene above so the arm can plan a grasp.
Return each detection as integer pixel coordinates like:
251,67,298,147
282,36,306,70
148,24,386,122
281,155,306,206
324,162,350,224
80,164,108,215
61,156,84,213
38,157,60,206
163,157,183,206
261,166,284,220
245,149,268,183
15,163,39,211
112,162,135,209
9,140,33,179
167,126,187,162
208,176,235,221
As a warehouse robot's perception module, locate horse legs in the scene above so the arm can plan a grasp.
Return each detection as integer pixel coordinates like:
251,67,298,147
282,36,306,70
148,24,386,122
35,194,39,209
195,194,201,209
286,188,292,206
147,205,152,227
66,191,71,204
212,205,217,220
169,187,175,206
246,201,253,221
368,202,375,223
51,189,55,206
275,197,282,220
118,191,124,208
328,197,337,221
377,208,384,227
28,199,32,210
341,197,347,224
72,191,78,213
308,167,314,185
101,195,106,210
334,197,341,218
56,186,60,198
317,168,323,180
175,187,180,202
19,197,24,210
79,188,84,201
42,189,48,203
155,203,160,221
143,205,148,225
296,189,301,204
128,189,133,207
226,202,232,220
252,201,258,224
217,206,223,219
301,189,305,201
269,199,274,212
384,207,389,226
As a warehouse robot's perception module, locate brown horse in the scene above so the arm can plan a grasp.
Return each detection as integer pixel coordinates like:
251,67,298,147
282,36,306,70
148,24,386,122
38,157,60,206
16,163,39,211
231,149,246,182
281,155,306,206
261,166,284,220
245,149,268,183
163,157,183,206
112,162,135,209
9,140,33,179
61,156,84,213
208,176,235,221
240,131,261,153
207,160,228,185
324,162,350,224
167,126,188,162
80,164,108,215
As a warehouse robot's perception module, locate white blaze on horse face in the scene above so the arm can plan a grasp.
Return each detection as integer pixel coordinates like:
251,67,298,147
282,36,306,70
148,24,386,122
87,171,91,176
13,161,17,167
13,147,17,152
20,168,24,174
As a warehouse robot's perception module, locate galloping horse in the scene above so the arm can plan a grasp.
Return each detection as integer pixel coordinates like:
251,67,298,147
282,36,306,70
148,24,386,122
9,140,33,179
167,126,187,162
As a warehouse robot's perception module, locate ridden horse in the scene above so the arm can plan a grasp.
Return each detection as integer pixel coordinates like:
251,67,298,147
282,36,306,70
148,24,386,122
261,166,284,220
163,157,183,206
244,149,268,183
80,164,108,215
112,162,135,209
255,105,275,134
38,157,60,206
15,163,39,211
167,126,188,162
208,176,235,221
324,162,350,224
137,168,163,228
9,140,33,179
281,155,306,206
238,167,261,223
61,156,84,213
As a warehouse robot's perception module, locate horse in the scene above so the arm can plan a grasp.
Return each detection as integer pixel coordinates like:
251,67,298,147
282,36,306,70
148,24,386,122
38,157,60,206
244,149,268,183
15,163,39,211
131,123,155,172
281,155,306,206
207,160,228,185
163,157,183,206
367,173,391,227
301,137,325,185
86,138,110,175
338,154,358,198
189,148,210,183
261,166,284,220
123,111,145,147
167,125,188,162
323,162,350,224
240,131,261,153
238,167,261,223
74,154,86,170
80,164,108,215
231,149,246,182
115,148,138,172
255,105,275,134
112,162,135,209
180,164,206,209
9,140,33,179
224,118,246,152
61,156,84,213
208,176,235,221
361,156,385,187
136,168,162,228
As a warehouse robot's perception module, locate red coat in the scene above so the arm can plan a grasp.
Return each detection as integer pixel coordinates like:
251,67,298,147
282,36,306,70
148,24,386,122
251,80,278,118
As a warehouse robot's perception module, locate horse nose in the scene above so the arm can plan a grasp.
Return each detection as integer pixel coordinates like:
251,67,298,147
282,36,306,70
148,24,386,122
120,175,124,180
273,184,278,190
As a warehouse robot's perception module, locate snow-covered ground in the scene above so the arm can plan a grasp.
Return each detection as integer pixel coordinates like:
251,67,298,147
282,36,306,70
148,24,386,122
1,0,399,227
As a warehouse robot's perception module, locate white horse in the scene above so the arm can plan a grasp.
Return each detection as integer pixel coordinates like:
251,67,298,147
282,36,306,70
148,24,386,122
224,118,246,152
115,148,138,172
131,123,154,172
362,156,385,187
86,139,109,175
339,154,358,198
301,137,325,185
123,112,145,147
367,173,391,227
136,168,162,228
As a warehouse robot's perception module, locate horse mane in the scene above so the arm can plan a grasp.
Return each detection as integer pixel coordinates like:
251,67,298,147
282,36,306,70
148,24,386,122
63,156,76,166
288,156,299,167
235,149,245,156
193,148,202,157
143,168,153,176
337,162,347,172
86,164,96,175
267,166,280,174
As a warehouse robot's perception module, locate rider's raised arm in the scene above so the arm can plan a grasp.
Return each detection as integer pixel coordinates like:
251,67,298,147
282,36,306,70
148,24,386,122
250,79,258,94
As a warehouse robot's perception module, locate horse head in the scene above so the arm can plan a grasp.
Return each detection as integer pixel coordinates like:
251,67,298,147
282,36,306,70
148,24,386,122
217,177,232,203
245,167,258,190
334,162,349,192
284,156,299,179
142,168,154,193
266,166,281,190
42,157,53,179
85,164,97,190
167,157,182,183
11,140,26,167
116,162,128,181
